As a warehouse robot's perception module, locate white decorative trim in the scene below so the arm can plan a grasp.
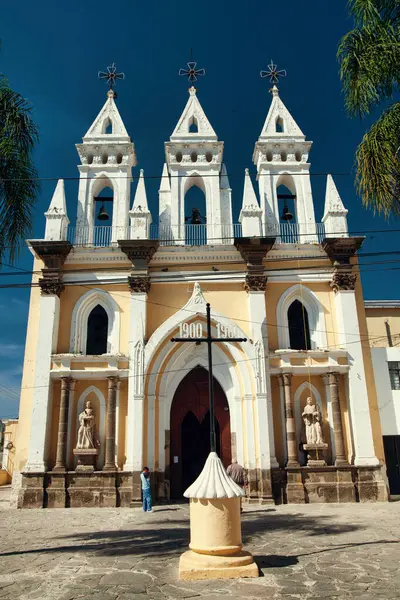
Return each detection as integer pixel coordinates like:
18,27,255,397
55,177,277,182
70,288,120,354
276,284,327,350
75,385,106,468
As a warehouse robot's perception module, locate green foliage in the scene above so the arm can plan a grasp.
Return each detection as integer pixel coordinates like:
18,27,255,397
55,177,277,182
0,75,39,262
338,0,400,215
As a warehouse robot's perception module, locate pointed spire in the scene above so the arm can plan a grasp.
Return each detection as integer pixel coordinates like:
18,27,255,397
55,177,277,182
259,87,304,139
242,168,260,209
83,89,131,142
132,169,149,211
44,179,69,241
46,179,67,215
239,169,263,237
159,163,171,192
171,86,217,141
323,175,347,217
129,170,152,239
322,175,348,238
220,164,231,190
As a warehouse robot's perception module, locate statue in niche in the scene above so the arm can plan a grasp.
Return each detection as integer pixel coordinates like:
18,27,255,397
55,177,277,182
302,397,325,445
76,400,97,450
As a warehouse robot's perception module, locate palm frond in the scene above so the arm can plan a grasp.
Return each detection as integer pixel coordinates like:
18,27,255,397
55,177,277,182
338,23,400,117
355,101,400,216
0,88,38,155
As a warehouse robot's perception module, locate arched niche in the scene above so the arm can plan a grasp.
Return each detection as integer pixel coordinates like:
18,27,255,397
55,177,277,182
70,288,120,355
276,284,327,350
74,386,106,468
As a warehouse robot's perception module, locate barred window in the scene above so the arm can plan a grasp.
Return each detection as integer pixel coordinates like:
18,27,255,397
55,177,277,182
389,362,400,390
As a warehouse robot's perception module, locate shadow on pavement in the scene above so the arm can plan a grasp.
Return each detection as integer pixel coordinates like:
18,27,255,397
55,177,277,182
0,509,364,561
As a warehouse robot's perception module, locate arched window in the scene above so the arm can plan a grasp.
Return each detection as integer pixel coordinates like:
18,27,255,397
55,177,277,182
86,305,108,355
103,117,113,134
276,116,284,133
189,117,198,133
288,300,311,350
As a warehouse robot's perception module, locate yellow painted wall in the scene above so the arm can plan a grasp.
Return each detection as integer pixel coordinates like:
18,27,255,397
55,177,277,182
366,308,400,348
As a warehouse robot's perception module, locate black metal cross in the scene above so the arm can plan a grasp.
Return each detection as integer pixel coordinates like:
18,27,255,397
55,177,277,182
178,61,205,83
260,59,287,85
171,303,246,453
98,63,125,90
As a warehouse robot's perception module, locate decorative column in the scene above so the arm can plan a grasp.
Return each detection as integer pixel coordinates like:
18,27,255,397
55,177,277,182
321,374,335,462
24,241,71,475
327,373,348,466
103,376,119,471
118,240,158,504
323,237,379,466
53,377,71,472
235,238,277,502
281,373,299,467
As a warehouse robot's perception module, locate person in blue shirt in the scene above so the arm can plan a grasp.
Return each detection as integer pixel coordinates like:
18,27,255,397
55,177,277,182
140,466,152,512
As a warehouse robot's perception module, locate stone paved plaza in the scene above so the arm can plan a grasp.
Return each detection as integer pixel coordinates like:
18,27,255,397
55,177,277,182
0,501,400,599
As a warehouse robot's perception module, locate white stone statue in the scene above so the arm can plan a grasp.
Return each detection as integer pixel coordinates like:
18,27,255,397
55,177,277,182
76,400,96,450
302,397,325,445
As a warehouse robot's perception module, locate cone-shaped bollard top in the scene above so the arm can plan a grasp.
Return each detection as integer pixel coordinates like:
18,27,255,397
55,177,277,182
184,452,244,499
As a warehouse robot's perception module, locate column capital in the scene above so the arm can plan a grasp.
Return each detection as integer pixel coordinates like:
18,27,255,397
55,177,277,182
38,275,65,297
330,270,357,293
128,275,151,293
244,274,268,292
328,372,339,386
281,372,292,387
60,377,72,390
107,376,119,390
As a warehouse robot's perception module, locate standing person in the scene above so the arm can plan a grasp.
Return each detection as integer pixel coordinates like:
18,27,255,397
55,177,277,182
227,460,247,512
140,466,153,513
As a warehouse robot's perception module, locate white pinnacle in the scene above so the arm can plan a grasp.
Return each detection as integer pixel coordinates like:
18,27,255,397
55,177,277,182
132,169,149,212
241,168,260,209
46,179,67,215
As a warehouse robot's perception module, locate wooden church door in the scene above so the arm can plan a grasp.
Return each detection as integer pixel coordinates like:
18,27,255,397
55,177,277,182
170,367,231,498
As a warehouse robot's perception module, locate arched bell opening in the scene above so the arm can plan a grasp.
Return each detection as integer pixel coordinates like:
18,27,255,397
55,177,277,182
169,366,231,499
184,175,207,245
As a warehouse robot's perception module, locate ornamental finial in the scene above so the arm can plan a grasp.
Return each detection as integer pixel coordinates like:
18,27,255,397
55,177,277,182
179,50,205,86
260,59,287,89
98,63,125,96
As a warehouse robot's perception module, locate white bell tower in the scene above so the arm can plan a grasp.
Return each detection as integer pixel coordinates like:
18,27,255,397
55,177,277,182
75,90,136,243
160,86,233,245
253,86,317,242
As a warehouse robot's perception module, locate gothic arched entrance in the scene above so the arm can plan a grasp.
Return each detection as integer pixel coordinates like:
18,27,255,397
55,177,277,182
170,366,231,498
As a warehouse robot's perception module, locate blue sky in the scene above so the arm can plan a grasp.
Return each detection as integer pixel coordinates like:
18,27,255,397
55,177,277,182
0,0,399,417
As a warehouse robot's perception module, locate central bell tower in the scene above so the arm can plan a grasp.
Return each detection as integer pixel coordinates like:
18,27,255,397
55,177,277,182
160,86,233,245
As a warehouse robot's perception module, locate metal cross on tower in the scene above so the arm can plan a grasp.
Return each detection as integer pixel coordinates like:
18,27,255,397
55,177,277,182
171,304,246,453
260,60,287,85
179,53,206,83
98,63,125,90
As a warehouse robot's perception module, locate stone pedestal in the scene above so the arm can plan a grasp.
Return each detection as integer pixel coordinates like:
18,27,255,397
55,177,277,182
303,443,328,467
286,468,305,504
303,467,356,503
46,472,67,508
73,448,99,472
118,472,133,507
19,473,45,509
67,472,117,508
357,466,388,502
179,452,258,581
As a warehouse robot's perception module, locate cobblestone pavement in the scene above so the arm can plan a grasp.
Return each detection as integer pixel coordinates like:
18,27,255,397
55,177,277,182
0,502,400,599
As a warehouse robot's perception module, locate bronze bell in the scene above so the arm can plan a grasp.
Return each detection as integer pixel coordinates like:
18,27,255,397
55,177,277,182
97,204,110,221
281,203,293,221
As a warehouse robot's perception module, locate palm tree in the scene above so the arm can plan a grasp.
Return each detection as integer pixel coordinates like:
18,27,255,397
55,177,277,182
0,75,39,263
338,0,400,216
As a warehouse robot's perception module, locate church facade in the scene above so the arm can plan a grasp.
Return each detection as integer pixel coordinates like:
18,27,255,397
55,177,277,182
12,83,388,508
